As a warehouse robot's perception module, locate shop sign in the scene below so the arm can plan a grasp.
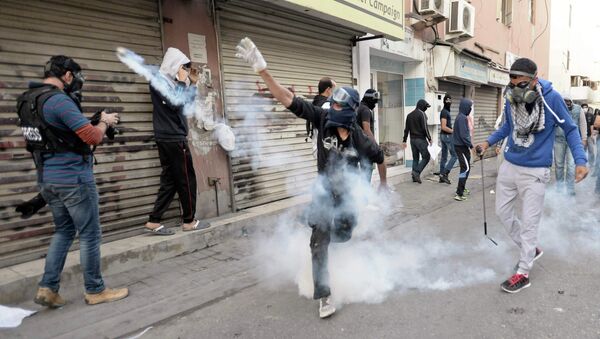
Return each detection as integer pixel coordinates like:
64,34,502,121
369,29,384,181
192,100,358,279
272,0,404,40
455,54,488,84
489,67,510,86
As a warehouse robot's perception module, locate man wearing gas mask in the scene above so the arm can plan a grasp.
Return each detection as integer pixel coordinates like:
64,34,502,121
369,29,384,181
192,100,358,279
478,58,588,294
235,37,388,319
554,94,586,196
357,89,380,182
17,56,128,307
145,47,210,235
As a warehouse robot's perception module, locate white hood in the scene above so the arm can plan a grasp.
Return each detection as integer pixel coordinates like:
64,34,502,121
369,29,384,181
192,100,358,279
159,47,190,82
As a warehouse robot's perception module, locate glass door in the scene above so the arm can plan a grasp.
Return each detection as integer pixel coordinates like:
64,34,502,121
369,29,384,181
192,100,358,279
374,71,405,166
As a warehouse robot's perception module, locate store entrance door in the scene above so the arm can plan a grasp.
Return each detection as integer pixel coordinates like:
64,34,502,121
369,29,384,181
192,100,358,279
373,71,405,167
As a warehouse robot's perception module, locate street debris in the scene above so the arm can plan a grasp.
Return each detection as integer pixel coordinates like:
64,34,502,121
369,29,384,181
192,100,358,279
0,305,36,328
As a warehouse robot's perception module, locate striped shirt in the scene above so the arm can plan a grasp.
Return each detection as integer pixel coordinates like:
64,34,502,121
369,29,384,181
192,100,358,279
38,87,94,184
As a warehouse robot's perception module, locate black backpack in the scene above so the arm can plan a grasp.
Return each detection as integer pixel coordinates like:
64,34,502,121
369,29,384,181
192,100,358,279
16,85,90,162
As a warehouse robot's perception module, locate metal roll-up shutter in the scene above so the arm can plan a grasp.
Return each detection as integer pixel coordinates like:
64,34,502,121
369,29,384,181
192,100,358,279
438,80,465,135
217,0,360,209
0,0,167,267
473,85,500,145
438,80,465,103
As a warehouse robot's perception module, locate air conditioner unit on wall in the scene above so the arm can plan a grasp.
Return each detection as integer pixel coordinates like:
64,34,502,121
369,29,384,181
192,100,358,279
418,0,449,19
447,0,475,40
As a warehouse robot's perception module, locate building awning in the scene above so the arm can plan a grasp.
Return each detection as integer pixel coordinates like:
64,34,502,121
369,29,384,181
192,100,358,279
488,64,510,87
433,45,488,85
263,0,404,40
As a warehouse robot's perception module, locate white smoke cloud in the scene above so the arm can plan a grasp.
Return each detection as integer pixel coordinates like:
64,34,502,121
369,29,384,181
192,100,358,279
115,47,236,152
253,164,501,307
538,183,600,256
116,47,196,116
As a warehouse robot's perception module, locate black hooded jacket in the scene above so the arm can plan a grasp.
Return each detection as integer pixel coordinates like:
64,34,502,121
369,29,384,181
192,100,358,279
287,97,384,174
150,84,189,141
403,99,432,142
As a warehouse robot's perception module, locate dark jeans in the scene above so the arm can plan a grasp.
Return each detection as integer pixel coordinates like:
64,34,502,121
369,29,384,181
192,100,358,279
307,177,357,300
149,141,197,223
410,138,430,176
439,134,457,174
39,182,105,294
455,145,471,196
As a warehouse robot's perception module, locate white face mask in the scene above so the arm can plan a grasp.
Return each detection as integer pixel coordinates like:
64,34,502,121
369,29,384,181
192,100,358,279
176,69,191,87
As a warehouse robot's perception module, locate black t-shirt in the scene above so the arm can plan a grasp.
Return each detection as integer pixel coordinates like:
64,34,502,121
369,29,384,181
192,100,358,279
357,102,374,135
440,108,452,135
286,97,384,173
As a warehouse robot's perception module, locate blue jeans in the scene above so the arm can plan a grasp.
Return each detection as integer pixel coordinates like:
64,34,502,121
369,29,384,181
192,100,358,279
439,134,458,174
553,141,575,193
39,182,105,294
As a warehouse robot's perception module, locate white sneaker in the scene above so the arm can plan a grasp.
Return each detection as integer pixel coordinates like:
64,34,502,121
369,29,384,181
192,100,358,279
319,297,336,319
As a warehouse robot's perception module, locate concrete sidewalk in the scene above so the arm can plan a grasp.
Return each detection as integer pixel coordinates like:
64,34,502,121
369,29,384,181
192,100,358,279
0,164,417,306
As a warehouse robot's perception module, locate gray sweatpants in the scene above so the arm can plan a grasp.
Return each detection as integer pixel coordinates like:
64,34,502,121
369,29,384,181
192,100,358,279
495,161,550,275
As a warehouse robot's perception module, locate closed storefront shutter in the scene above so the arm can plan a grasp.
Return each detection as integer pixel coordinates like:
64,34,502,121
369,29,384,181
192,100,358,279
217,0,360,209
473,85,500,145
438,81,466,103
438,80,465,135
0,0,166,267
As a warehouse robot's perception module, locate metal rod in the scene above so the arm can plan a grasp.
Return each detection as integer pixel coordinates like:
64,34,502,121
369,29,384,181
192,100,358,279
479,154,498,246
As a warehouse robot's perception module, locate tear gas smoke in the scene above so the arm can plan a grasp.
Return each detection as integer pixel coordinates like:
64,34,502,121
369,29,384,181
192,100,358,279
254,164,499,306
115,47,236,152
538,185,600,256
116,47,196,116
213,123,235,152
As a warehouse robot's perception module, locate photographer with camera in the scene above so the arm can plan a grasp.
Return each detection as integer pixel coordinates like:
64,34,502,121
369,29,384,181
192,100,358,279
17,55,128,308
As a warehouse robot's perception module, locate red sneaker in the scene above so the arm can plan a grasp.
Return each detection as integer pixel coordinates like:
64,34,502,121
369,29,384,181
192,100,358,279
501,273,530,293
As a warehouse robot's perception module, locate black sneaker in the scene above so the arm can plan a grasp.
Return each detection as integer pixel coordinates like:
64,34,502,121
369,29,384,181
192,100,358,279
501,273,530,293
439,175,451,185
415,175,422,184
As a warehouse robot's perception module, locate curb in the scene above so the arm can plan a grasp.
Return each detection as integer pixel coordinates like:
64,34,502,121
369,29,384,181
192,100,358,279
0,168,413,305
0,194,311,305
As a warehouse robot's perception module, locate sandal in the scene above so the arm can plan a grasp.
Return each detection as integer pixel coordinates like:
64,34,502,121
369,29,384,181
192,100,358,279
182,220,210,232
145,224,175,236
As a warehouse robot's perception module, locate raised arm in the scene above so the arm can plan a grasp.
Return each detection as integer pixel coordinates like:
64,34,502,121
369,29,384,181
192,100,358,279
235,37,293,107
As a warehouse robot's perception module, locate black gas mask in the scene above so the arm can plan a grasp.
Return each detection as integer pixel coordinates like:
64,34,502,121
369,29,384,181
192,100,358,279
362,90,380,110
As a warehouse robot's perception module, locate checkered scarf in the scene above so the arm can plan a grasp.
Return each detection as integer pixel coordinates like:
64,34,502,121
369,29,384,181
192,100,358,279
510,83,545,135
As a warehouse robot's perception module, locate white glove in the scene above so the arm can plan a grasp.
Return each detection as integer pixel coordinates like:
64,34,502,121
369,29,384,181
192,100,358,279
235,37,267,73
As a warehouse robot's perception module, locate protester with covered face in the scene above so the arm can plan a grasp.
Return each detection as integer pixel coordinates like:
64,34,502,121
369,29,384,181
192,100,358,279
477,58,588,294
144,47,210,235
357,89,380,181
402,99,432,183
452,99,474,201
18,56,128,307
554,94,586,195
438,94,457,184
235,37,388,319
307,77,336,158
